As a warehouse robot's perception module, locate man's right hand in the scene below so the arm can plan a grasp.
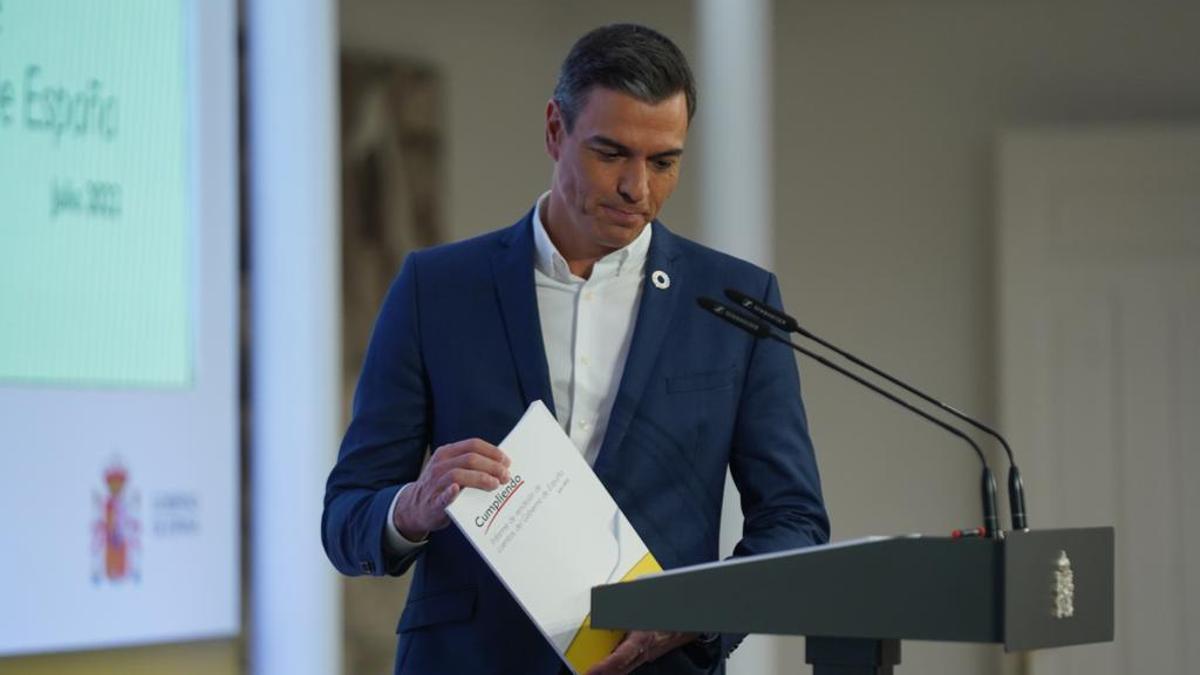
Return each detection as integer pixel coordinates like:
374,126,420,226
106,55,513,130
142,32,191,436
392,438,512,541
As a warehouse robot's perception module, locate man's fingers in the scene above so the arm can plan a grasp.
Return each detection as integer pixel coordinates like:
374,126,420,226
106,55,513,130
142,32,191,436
427,449,512,491
584,630,692,675
432,438,511,467
615,637,646,670
445,451,511,482
440,468,504,493
425,484,458,518
406,438,514,534
586,633,648,675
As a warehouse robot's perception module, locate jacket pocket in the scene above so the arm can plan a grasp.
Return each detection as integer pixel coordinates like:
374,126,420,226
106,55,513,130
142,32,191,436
666,365,739,393
396,585,477,633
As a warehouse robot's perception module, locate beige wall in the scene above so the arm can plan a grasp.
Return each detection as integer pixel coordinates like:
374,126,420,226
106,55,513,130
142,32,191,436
340,0,700,244
340,2,1200,674
775,0,1200,537
772,2,1200,674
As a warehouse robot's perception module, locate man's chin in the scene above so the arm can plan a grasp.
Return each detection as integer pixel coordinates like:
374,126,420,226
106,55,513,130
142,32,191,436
597,222,648,249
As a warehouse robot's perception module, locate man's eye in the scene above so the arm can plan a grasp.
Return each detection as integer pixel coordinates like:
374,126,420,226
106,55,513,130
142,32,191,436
653,159,676,171
594,150,620,161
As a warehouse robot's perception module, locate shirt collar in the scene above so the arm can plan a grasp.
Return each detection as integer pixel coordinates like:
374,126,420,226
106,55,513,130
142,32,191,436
532,191,652,283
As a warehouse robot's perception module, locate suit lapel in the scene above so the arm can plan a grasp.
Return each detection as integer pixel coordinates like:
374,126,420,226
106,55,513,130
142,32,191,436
594,221,683,473
490,213,556,418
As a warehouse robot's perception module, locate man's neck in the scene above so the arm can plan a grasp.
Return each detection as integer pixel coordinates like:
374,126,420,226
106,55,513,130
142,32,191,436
541,195,608,279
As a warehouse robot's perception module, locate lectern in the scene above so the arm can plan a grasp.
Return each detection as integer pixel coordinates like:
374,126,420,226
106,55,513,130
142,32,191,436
591,527,1113,674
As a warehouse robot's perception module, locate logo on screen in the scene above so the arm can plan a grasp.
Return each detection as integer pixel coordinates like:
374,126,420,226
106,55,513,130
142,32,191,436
91,459,141,584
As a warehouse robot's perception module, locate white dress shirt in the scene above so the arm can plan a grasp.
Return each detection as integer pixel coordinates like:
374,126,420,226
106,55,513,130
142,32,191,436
530,191,651,464
385,193,650,551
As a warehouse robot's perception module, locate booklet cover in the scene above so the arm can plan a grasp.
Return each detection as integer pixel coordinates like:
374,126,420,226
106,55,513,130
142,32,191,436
446,400,662,674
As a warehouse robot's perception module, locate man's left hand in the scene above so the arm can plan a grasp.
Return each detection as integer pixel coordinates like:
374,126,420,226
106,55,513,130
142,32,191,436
585,630,697,675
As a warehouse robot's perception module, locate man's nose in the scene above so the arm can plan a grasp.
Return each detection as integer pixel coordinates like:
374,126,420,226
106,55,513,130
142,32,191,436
617,160,648,204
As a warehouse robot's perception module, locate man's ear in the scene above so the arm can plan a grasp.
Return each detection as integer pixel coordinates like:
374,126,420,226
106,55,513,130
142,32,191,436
545,98,565,161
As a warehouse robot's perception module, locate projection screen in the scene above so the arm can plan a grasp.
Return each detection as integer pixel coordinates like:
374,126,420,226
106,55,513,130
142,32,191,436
0,0,239,655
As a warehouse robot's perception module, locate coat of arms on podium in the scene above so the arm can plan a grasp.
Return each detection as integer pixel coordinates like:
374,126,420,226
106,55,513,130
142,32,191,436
1053,550,1075,619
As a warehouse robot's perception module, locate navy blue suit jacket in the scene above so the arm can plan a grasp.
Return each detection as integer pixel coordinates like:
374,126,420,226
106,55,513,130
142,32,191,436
322,212,829,674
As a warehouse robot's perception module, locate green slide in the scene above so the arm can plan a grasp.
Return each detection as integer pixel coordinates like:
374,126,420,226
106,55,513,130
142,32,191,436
0,0,191,388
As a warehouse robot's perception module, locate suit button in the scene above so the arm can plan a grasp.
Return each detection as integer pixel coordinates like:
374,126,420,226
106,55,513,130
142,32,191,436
360,560,374,574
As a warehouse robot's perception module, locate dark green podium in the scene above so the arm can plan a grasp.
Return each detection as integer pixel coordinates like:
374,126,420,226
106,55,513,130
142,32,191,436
591,527,1113,674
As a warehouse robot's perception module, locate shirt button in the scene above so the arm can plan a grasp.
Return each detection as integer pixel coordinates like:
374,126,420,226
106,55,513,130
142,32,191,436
583,291,594,301
580,355,590,366
578,420,590,431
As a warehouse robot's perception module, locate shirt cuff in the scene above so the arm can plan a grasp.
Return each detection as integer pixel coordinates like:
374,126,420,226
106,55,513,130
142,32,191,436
384,483,428,554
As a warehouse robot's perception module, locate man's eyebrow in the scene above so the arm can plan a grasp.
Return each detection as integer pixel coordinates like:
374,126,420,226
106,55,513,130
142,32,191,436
588,135,632,154
588,135,684,159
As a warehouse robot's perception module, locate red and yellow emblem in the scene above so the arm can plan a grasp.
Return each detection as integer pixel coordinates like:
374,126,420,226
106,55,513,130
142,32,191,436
92,460,141,583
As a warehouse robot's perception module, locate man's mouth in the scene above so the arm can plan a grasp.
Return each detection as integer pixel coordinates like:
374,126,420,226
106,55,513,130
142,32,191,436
599,204,646,226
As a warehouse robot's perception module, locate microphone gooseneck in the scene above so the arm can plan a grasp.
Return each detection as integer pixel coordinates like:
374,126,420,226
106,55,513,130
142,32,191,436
698,296,1002,539
723,288,1028,532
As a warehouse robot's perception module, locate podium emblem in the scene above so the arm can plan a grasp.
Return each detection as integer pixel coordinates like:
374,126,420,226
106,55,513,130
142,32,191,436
1052,550,1075,619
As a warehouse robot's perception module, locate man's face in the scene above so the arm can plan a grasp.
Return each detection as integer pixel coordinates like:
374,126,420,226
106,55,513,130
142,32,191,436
544,87,688,258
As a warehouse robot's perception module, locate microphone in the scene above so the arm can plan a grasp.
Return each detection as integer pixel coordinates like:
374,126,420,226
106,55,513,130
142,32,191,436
723,288,1028,532
698,296,1001,539
696,297,771,338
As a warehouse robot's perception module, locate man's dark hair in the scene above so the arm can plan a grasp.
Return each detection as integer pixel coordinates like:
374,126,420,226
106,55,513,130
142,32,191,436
553,23,697,132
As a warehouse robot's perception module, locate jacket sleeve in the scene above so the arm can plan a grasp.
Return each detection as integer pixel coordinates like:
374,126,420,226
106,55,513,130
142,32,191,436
706,272,830,667
321,253,431,577
728,272,830,556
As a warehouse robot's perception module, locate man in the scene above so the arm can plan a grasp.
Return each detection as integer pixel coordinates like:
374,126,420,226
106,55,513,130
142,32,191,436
323,24,829,675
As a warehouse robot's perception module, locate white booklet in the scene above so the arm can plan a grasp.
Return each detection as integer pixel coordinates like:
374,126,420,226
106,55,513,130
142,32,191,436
446,400,662,674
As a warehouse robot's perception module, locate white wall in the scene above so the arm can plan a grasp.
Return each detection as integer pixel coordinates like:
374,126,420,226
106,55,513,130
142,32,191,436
340,1,1200,674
